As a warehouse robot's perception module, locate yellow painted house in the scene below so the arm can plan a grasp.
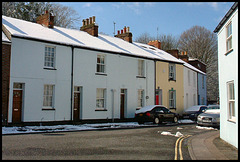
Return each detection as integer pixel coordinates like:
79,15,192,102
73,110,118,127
155,61,184,114
136,41,185,114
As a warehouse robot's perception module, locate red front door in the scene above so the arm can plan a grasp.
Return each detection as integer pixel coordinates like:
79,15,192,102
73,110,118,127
12,90,22,123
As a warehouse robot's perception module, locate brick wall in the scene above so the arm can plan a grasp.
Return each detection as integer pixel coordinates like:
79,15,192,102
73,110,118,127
2,43,11,125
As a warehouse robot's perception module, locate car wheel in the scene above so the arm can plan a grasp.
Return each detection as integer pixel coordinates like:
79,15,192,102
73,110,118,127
154,117,160,125
173,116,178,123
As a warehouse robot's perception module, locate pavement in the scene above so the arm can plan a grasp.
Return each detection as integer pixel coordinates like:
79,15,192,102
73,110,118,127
188,130,238,160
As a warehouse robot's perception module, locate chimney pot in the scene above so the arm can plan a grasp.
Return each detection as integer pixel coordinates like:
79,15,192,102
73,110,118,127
86,18,89,25
124,26,127,33
92,16,95,23
90,17,93,24
185,51,187,55
121,29,123,34
82,20,86,26
117,30,120,35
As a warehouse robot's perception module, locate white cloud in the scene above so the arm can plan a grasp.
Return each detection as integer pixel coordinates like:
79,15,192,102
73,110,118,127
82,3,92,8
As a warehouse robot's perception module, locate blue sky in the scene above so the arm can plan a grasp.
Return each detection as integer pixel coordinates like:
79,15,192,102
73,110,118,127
57,2,235,41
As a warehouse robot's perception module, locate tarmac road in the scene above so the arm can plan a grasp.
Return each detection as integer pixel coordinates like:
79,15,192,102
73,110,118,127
2,124,216,160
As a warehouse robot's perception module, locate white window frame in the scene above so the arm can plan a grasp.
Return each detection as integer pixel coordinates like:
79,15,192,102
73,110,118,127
44,46,56,68
43,84,55,109
227,81,235,122
138,59,145,77
226,22,232,52
96,88,106,110
169,88,176,109
169,64,176,80
96,55,106,74
137,89,144,108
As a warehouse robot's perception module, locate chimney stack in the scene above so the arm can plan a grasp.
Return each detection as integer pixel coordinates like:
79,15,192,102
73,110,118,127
80,16,98,37
114,26,133,43
148,40,161,49
36,10,54,28
178,51,189,62
167,49,179,58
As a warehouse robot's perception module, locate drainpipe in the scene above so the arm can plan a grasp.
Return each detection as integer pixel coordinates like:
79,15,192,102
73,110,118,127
111,89,116,122
70,46,74,121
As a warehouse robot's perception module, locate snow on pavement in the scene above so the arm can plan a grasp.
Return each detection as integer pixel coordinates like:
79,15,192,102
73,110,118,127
2,119,204,135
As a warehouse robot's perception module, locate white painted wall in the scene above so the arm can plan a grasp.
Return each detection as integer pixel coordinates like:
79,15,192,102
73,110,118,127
73,48,155,120
217,9,238,148
183,66,198,110
8,37,155,123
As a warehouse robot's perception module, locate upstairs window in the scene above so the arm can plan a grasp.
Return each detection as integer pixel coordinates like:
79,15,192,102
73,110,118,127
44,46,56,68
226,22,232,52
169,64,176,80
138,59,145,77
96,55,106,74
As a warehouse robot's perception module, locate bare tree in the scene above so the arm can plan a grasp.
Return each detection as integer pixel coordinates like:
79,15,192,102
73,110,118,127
2,2,81,29
157,34,179,51
178,25,218,102
134,32,154,44
135,32,179,51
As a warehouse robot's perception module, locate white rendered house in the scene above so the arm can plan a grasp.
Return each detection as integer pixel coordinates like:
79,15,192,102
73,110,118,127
214,2,238,148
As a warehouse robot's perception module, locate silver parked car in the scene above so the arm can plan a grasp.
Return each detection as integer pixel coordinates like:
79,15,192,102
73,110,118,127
197,105,220,128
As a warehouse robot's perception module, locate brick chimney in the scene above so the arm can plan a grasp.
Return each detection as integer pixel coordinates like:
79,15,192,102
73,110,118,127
166,49,179,58
115,26,132,43
148,40,161,49
80,16,98,37
178,51,189,62
36,10,54,28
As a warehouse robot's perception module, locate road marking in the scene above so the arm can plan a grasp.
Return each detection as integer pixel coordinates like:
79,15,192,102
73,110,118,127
175,135,192,160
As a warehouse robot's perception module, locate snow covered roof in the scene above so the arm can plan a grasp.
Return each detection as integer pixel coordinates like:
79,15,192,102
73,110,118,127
134,42,184,64
183,61,206,75
2,15,185,63
2,15,160,60
2,31,11,43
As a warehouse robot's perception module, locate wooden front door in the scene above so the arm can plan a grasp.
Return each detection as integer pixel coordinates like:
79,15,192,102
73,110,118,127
12,90,23,123
120,89,127,119
73,86,82,121
73,92,80,121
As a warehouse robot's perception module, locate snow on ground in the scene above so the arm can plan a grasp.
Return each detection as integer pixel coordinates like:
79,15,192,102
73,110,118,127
160,131,183,137
2,119,197,135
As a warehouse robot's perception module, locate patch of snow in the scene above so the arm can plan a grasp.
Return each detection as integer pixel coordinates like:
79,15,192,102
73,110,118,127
196,126,218,130
160,131,183,137
178,119,195,124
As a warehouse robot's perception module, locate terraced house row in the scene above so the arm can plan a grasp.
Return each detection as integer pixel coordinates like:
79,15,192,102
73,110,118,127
2,12,206,125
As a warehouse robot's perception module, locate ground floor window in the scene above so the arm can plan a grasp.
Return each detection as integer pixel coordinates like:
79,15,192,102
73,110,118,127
227,81,235,122
138,89,144,108
96,88,106,110
169,88,176,109
43,84,55,109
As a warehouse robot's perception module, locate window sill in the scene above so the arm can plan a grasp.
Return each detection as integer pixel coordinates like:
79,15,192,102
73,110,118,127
136,76,146,79
169,78,176,82
95,109,107,111
95,73,107,76
225,49,233,56
227,119,236,124
43,67,57,70
42,108,55,111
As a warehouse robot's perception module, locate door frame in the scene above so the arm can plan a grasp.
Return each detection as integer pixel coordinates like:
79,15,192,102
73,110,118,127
73,86,82,121
12,83,24,123
120,89,127,119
